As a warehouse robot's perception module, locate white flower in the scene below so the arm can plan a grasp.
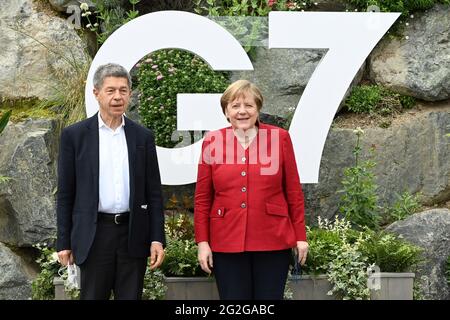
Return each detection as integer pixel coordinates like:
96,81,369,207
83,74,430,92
405,36,409,40
410,14,414,18
405,22,409,26
80,2,89,11
94,23,99,27
51,252,59,263
353,127,364,135
86,23,92,28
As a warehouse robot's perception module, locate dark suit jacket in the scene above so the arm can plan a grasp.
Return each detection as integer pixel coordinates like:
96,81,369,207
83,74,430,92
56,113,165,265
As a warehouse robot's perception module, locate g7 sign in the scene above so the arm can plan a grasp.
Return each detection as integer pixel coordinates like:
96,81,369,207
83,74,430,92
85,11,399,185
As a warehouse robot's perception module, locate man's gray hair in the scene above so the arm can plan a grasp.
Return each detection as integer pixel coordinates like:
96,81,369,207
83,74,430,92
93,63,132,89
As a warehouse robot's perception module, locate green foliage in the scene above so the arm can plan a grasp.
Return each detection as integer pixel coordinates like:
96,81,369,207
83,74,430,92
344,0,448,17
399,95,416,109
360,231,423,272
9,26,89,127
327,240,371,300
137,49,229,147
38,51,91,127
166,212,195,242
194,0,272,17
302,217,423,300
162,210,202,276
193,1,311,55
345,85,383,113
303,228,344,275
31,243,60,300
384,191,421,223
0,110,11,134
142,268,167,300
81,0,141,47
338,128,380,230
31,242,81,300
344,85,416,114
161,237,203,277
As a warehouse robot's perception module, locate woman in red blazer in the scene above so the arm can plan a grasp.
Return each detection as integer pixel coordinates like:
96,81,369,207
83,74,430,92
195,80,308,299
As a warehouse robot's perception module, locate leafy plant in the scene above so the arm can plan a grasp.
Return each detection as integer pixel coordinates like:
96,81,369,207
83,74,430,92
161,237,203,277
31,242,82,300
37,51,91,127
31,243,60,300
80,0,141,47
142,268,167,300
302,217,423,300
193,0,311,56
384,191,421,223
338,127,380,230
137,49,229,147
0,110,11,134
344,85,416,114
327,240,372,300
9,26,90,127
360,231,423,272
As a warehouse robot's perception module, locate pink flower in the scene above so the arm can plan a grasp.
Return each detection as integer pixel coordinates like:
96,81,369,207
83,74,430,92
156,74,164,81
268,0,277,7
145,58,153,63
152,65,158,69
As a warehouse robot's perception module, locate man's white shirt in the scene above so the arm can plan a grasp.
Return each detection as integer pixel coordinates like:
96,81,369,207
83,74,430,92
97,113,130,213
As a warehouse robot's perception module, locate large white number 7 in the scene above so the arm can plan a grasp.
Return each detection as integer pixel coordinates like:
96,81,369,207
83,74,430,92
269,12,399,183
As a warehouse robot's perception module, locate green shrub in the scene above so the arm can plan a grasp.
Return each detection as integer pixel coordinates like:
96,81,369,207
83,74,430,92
161,208,203,277
385,191,421,223
345,85,383,113
31,243,60,300
302,217,423,299
165,194,195,241
344,85,416,114
338,127,380,230
161,237,203,277
80,0,141,47
327,240,371,300
360,231,423,272
142,268,167,300
137,49,229,147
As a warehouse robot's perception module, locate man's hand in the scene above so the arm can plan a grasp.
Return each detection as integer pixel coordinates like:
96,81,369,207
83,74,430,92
57,250,74,266
197,241,213,274
149,242,165,270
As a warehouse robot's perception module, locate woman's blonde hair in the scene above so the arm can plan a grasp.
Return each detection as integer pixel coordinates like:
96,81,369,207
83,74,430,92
220,80,263,116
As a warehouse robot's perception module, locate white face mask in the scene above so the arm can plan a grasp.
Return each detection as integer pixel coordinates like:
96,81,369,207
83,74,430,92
59,264,81,290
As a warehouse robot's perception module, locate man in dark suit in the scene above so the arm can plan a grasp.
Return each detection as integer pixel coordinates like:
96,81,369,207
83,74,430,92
56,63,165,300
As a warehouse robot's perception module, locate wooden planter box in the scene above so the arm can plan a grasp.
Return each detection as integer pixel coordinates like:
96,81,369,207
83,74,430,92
54,272,414,300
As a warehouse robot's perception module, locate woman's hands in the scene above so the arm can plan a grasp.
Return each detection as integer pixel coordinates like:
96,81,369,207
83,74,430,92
294,241,309,265
197,241,213,274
